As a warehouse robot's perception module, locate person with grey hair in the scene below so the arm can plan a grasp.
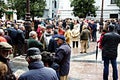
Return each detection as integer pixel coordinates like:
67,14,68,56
18,47,58,80
28,31,43,51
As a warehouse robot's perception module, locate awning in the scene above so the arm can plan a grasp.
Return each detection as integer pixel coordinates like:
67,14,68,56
5,10,13,15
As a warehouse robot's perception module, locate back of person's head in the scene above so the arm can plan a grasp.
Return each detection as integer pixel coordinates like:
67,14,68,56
82,25,87,30
102,29,107,33
41,51,55,67
26,47,41,62
53,30,58,35
7,24,11,28
108,24,115,32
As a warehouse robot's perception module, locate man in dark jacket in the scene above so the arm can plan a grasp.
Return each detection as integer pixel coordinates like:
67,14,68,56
101,24,120,80
48,30,59,52
54,35,71,80
18,47,58,80
17,25,25,56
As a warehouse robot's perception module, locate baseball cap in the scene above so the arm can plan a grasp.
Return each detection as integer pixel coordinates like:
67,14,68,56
0,42,12,50
54,35,65,41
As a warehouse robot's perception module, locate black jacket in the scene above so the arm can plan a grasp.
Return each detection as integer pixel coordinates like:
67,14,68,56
101,32,120,58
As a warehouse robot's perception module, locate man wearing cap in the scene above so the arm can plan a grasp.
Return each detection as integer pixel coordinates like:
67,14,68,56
0,42,16,80
18,47,58,80
54,35,71,80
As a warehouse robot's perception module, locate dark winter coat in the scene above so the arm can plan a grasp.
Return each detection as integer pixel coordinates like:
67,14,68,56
18,61,58,80
55,43,71,76
101,32,120,59
48,34,59,52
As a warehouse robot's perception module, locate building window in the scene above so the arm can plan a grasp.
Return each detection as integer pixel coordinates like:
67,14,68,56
111,0,116,4
54,1,57,8
110,14,118,19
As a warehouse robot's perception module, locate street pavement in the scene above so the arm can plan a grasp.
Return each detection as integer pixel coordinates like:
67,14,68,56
68,32,120,80
68,41,120,80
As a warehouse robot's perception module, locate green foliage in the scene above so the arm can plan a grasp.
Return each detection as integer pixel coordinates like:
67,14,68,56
0,0,8,18
115,0,120,7
9,0,46,20
70,0,98,18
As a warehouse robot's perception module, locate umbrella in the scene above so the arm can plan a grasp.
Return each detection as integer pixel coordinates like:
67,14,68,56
96,43,98,60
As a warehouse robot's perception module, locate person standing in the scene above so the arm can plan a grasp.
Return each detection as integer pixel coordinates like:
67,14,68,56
48,30,59,53
18,47,58,80
0,42,16,80
28,31,43,51
17,25,25,56
116,19,120,35
64,25,71,46
80,25,91,53
71,25,80,48
101,24,120,80
54,35,71,80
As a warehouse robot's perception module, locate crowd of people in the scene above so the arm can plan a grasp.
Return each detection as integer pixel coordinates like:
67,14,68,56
0,18,120,80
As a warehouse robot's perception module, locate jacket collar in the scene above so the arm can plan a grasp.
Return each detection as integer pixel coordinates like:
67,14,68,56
28,61,44,70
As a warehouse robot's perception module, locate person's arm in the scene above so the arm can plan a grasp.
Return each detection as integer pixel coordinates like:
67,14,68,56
55,49,64,64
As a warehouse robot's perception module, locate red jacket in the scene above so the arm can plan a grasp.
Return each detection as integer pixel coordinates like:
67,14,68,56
0,36,7,42
97,32,106,49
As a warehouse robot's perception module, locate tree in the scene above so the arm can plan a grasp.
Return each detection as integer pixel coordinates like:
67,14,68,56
0,0,8,18
115,0,120,13
9,0,46,20
70,0,98,18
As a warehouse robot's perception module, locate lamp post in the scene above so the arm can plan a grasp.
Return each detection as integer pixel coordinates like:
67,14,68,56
100,0,104,33
25,0,31,39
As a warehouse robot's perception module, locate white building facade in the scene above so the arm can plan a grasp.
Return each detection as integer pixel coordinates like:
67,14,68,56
45,0,120,20
94,0,120,20
43,0,59,18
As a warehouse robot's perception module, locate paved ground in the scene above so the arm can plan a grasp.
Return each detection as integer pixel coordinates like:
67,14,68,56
68,41,120,80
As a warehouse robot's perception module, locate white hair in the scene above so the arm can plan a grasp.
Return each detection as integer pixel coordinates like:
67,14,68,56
29,55,42,60
19,25,24,29
29,31,37,37
0,29,4,36
7,24,11,28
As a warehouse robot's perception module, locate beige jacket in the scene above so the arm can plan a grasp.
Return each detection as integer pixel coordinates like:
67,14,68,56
71,27,80,41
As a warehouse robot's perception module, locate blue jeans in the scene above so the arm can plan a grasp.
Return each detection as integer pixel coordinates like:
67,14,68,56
103,57,118,80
